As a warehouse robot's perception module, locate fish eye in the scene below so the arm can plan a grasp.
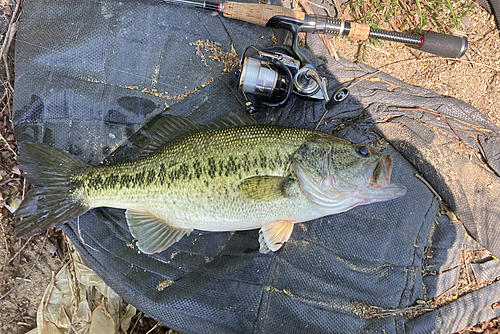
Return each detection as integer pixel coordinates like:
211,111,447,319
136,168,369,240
357,146,369,157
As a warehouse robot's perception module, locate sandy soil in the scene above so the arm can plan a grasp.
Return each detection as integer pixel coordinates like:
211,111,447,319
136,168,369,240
331,5,500,129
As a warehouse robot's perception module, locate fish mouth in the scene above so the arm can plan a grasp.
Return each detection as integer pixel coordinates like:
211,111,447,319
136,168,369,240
293,152,406,214
370,155,393,188
365,155,407,199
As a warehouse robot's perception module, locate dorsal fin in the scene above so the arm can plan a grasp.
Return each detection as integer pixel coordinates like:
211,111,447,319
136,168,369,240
138,114,204,158
138,112,258,158
205,112,258,129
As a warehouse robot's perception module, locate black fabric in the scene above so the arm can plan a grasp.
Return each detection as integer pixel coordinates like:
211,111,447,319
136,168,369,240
13,0,500,333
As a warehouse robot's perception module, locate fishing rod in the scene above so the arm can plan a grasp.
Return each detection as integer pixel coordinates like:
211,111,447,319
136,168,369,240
158,0,468,109
159,0,468,58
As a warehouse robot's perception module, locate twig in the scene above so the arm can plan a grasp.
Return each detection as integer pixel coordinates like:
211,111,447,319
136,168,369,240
21,177,26,201
396,107,468,142
0,131,16,156
475,28,498,43
0,0,22,92
4,236,32,267
0,231,49,302
420,0,453,34
60,235,79,334
2,21,18,89
346,69,382,89
443,57,500,72
302,0,335,18
433,284,458,303
396,107,493,133
0,175,16,187
130,312,143,334
315,109,330,130
43,271,57,309
77,216,98,252
0,90,7,104
446,120,466,144
145,322,161,334
0,13,12,60
468,257,479,286
0,222,9,290
352,300,434,319
461,244,472,286
414,174,442,202
5,89,12,121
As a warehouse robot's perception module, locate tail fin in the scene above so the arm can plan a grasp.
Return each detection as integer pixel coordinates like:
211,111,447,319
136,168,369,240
15,143,90,237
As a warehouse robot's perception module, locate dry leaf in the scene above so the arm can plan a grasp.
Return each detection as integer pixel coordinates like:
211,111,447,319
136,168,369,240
31,240,137,334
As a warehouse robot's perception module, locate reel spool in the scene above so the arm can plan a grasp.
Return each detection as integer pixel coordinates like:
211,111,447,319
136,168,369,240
237,48,297,108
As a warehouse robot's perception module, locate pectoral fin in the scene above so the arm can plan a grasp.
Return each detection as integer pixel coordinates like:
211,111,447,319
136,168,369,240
258,220,295,253
126,209,192,254
238,176,293,201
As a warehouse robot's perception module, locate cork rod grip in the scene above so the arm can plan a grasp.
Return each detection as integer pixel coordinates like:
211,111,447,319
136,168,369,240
347,22,371,40
223,1,306,27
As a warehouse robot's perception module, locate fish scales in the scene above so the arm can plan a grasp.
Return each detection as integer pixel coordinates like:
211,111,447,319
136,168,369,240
15,113,406,254
76,124,317,230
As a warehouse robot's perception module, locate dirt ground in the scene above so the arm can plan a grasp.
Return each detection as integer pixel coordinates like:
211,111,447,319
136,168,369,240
331,4,500,129
0,1,499,334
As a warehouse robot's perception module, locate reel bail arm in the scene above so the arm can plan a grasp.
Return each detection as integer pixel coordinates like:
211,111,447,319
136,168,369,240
268,18,349,107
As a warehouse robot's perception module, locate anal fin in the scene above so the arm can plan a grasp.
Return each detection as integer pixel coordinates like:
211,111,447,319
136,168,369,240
126,209,192,254
258,220,295,253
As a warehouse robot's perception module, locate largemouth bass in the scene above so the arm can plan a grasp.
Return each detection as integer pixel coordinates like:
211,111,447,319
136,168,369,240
15,113,406,253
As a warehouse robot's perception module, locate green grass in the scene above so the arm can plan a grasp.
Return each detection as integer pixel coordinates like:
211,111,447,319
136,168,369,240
343,0,475,35
333,0,476,61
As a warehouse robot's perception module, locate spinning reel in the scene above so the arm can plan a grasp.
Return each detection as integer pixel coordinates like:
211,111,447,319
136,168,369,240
236,46,349,113
235,19,349,113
